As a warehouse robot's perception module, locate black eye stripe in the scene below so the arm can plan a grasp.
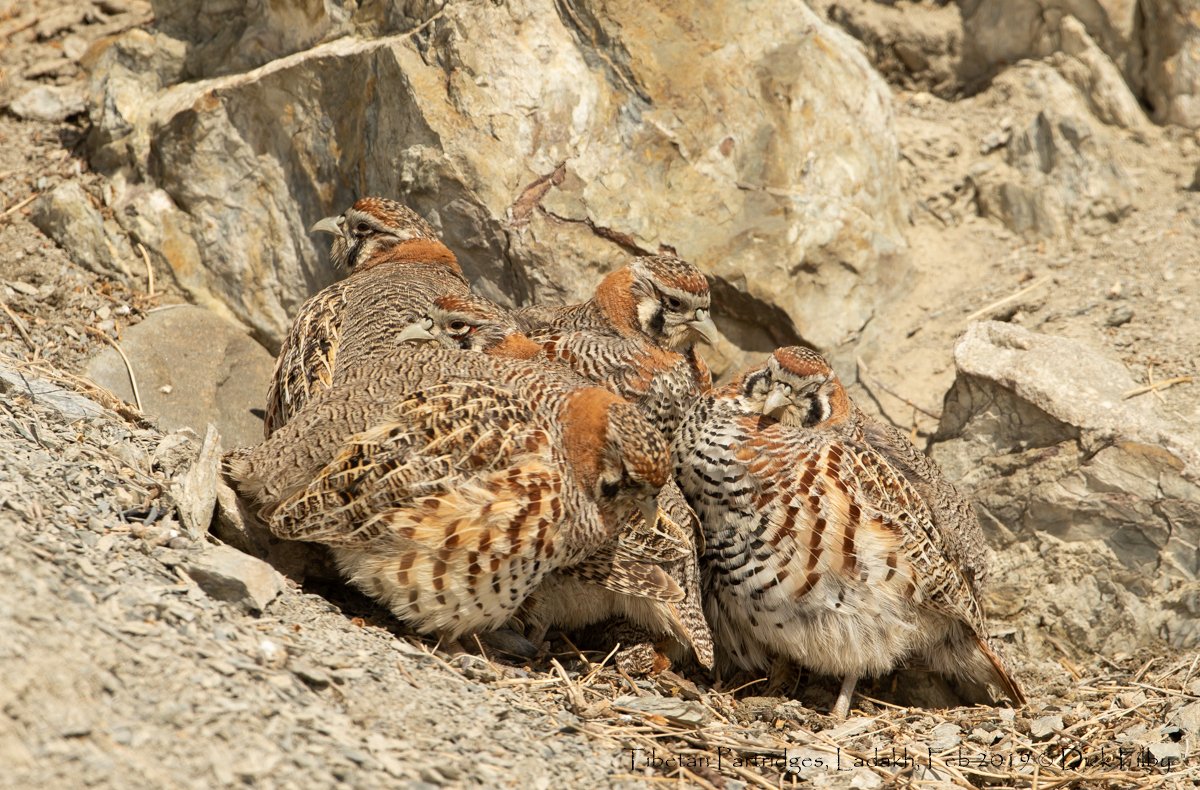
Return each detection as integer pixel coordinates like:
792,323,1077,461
649,306,666,335
743,370,769,398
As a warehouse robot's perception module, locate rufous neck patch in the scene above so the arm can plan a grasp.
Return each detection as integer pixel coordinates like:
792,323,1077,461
560,387,623,490
593,267,638,334
490,333,543,360
361,238,463,275
827,379,851,424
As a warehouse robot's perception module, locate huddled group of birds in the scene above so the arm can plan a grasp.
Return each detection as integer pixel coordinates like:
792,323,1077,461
226,196,1025,718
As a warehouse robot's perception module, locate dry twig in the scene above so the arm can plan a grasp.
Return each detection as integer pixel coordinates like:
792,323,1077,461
82,325,142,411
1122,376,1192,400
0,299,35,351
137,242,156,296
966,276,1049,322
856,356,942,420
0,192,37,219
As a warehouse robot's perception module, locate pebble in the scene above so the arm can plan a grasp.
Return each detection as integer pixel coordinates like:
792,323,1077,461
1148,742,1183,762
291,661,331,688
9,85,87,122
613,695,708,726
1106,305,1134,326
209,660,237,676
256,639,288,669
928,722,962,751
1030,714,1063,740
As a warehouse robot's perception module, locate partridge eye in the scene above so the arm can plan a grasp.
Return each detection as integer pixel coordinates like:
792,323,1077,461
600,480,620,499
665,297,682,310
355,222,370,233
448,320,468,333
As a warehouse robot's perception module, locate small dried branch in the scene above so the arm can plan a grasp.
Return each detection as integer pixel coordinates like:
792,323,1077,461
966,276,1049,322
83,325,142,411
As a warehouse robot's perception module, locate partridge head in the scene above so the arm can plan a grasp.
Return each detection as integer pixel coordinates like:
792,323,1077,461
400,293,542,359
740,346,851,426
562,389,668,532
310,197,461,276
595,255,716,349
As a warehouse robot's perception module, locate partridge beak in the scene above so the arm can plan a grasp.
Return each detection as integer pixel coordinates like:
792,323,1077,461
688,309,718,346
763,386,792,419
398,317,436,343
309,216,343,237
637,498,660,531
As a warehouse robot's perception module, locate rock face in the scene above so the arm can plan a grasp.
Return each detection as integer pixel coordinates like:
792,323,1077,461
971,63,1133,238
933,322,1200,653
88,0,908,362
959,0,1143,87
30,182,137,281
1141,0,1200,127
84,305,274,448
959,0,1200,127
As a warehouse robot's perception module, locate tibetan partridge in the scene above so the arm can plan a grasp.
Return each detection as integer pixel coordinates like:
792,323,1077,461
400,297,712,669
229,344,669,638
517,254,716,438
672,347,1025,717
513,254,718,670
752,346,991,591
263,197,468,438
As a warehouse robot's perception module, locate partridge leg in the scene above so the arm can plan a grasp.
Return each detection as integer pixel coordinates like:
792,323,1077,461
765,655,793,696
832,673,858,719
609,622,672,675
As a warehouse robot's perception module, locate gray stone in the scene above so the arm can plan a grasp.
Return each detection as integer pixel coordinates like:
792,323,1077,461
1147,742,1183,763
91,0,908,364
183,544,285,613
9,84,87,122
928,722,962,751
213,476,337,583
30,182,133,279
152,0,353,80
960,0,1141,87
613,694,708,726
933,322,1200,653
1053,16,1149,130
961,0,1199,128
1141,0,1200,128
171,425,221,537
84,305,273,448
0,364,107,422
1105,305,1134,326
1171,701,1200,736
973,63,1133,238
1030,714,1063,739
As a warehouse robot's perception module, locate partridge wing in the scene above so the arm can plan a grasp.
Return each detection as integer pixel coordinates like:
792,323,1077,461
840,440,988,631
264,284,349,438
265,381,541,546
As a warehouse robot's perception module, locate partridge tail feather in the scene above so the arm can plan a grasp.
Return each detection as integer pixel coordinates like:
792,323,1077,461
976,634,1026,707
565,556,685,603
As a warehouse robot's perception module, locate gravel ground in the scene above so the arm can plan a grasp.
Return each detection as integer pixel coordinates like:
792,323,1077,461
2,1,1198,788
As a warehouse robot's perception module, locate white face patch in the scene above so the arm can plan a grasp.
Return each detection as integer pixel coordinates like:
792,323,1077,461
636,296,661,335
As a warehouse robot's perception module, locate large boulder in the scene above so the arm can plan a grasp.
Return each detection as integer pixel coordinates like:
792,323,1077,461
959,0,1141,87
85,305,274,448
970,62,1134,238
960,0,1200,128
933,322,1200,655
1141,0,1200,127
87,0,908,364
